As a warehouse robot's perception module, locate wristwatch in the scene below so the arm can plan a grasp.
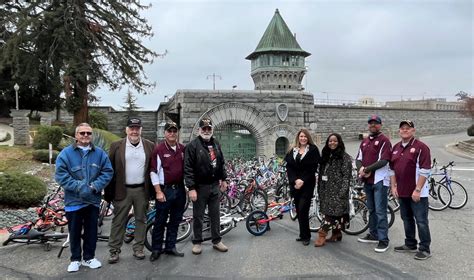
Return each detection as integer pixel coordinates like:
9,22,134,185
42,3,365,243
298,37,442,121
415,188,422,193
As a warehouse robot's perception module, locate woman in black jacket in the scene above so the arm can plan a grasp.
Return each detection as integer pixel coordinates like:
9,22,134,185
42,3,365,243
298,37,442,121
315,133,352,247
284,128,321,246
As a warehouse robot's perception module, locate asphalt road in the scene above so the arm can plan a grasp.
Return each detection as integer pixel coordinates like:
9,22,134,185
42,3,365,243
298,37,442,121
1,133,473,279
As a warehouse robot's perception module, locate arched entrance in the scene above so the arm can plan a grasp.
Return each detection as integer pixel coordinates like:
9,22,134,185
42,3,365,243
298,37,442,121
214,123,256,160
275,137,289,157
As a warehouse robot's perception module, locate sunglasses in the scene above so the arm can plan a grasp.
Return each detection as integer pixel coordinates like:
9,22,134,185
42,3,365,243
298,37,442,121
79,131,93,136
201,127,212,132
166,129,178,133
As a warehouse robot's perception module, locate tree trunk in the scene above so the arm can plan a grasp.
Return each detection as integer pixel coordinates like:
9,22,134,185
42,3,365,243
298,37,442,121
73,78,88,126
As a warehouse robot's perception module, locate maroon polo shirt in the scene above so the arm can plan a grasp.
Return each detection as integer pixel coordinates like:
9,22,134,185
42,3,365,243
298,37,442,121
356,133,392,184
150,141,185,185
390,137,431,197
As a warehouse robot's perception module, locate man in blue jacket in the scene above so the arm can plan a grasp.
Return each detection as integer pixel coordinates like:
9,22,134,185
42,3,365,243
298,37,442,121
55,123,113,273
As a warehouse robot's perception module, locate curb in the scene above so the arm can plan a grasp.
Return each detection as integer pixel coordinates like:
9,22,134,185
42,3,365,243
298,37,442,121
445,143,474,160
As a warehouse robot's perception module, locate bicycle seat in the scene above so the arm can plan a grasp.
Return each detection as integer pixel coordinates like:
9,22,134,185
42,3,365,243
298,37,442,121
26,229,46,239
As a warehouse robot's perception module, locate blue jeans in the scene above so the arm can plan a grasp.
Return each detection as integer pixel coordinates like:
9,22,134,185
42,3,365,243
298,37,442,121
399,197,431,253
65,205,99,262
364,181,389,242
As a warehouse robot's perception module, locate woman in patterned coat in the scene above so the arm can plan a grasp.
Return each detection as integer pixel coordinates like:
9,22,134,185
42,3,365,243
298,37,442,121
315,133,352,247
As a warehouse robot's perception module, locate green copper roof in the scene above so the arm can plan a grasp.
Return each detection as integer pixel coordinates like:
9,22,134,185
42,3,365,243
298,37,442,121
246,9,310,60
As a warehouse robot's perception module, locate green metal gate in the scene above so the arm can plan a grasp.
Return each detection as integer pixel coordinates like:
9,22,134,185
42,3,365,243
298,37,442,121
214,124,256,160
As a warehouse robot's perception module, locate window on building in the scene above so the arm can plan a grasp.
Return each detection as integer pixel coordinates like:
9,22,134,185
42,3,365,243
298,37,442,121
304,112,310,122
283,55,289,66
275,137,289,158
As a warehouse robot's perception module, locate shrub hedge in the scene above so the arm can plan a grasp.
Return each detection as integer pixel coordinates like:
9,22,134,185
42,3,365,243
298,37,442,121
33,125,63,150
0,172,47,207
468,124,474,136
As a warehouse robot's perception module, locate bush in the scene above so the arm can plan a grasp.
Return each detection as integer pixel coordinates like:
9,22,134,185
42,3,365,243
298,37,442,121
32,149,59,163
33,125,63,150
89,110,108,130
55,128,121,152
468,124,474,136
0,172,47,207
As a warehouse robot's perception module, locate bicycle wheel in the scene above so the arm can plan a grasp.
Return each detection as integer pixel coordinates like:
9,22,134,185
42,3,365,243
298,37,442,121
388,195,400,212
250,190,268,212
144,223,154,252
289,198,297,221
124,214,135,243
246,210,269,236
387,205,395,229
342,198,369,235
428,182,451,211
446,180,468,209
309,199,322,232
177,218,192,242
219,216,234,236
219,192,231,213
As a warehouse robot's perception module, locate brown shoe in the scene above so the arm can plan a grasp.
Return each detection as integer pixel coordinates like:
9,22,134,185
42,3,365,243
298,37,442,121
133,250,145,260
213,242,228,252
314,229,327,247
108,251,120,264
192,244,202,255
327,229,342,242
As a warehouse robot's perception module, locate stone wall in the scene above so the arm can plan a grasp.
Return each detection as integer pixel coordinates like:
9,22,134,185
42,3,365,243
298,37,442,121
312,105,470,141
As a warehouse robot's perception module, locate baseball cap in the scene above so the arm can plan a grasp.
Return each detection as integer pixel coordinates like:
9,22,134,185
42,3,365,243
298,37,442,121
199,118,213,128
399,120,415,128
164,121,178,131
368,114,382,124
127,117,142,127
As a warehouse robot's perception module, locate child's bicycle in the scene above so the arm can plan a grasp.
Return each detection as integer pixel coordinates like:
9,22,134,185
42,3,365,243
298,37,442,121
245,200,294,236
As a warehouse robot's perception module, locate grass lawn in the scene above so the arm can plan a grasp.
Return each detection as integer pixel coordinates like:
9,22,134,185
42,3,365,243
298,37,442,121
0,145,43,173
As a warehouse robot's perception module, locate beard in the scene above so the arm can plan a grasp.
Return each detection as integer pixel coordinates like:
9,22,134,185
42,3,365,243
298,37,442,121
200,131,213,141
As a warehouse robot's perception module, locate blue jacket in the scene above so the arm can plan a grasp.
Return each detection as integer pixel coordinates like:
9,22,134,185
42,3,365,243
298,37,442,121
55,143,113,207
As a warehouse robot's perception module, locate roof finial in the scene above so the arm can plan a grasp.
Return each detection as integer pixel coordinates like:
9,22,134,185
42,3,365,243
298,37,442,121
275,8,279,13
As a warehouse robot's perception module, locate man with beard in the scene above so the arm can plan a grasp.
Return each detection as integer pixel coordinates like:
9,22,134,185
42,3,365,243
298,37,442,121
105,118,155,263
184,117,228,255
356,115,392,253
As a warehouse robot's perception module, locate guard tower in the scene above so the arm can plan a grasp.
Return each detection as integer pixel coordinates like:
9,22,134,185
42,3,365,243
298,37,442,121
246,9,311,91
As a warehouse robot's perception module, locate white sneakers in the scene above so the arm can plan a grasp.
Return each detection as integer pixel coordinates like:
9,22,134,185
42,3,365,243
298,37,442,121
67,258,102,272
67,261,81,273
82,258,102,269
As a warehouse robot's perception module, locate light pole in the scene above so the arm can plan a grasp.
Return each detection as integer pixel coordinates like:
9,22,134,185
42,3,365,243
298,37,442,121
13,83,19,110
206,73,222,90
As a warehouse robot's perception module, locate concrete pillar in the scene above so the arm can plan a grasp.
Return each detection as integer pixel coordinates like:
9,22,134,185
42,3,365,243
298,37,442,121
11,110,30,146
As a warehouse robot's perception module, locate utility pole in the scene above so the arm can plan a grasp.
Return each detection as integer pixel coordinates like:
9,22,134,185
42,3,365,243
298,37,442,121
206,73,222,90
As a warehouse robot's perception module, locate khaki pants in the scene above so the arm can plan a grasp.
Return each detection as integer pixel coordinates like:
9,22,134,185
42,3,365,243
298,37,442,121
108,187,148,253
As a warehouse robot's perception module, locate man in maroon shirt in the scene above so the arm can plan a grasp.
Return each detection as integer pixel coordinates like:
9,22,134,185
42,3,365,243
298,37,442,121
356,115,392,253
390,120,432,260
149,121,186,261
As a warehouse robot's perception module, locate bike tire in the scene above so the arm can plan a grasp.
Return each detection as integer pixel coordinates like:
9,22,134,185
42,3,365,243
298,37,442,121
309,199,322,232
144,223,154,252
342,198,369,235
250,190,268,212
387,205,395,228
219,192,232,213
176,218,192,242
219,216,234,236
446,180,468,209
44,232,68,241
246,210,269,236
289,198,297,221
124,214,135,243
428,182,451,211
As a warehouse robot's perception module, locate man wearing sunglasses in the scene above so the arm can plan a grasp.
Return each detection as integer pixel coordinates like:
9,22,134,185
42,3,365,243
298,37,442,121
149,121,186,261
184,117,228,255
55,123,113,272
105,117,155,263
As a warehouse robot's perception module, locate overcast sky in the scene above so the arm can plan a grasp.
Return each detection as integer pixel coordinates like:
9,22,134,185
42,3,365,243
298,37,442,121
95,0,473,110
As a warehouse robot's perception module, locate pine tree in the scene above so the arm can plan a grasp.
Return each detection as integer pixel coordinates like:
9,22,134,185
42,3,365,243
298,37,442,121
121,89,142,122
0,1,161,125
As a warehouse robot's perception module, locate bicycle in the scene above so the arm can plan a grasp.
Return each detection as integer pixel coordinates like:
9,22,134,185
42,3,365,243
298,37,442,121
429,159,468,210
245,199,294,236
289,186,322,232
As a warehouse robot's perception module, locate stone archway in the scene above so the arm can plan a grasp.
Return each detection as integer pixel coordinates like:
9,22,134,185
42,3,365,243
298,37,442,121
189,103,272,157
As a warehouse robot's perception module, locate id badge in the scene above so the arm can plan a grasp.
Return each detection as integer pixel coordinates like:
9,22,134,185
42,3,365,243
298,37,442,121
322,175,328,181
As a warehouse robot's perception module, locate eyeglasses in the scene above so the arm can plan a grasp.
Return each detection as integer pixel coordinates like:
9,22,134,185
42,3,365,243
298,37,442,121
166,129,178,134
201,127,212,132
79,131,92,136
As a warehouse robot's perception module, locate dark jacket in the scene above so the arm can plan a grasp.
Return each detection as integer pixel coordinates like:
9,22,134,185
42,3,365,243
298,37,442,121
104,137,155,202
55,143,113,207
284,144,321,195
318,152,352,216
184,136,226,190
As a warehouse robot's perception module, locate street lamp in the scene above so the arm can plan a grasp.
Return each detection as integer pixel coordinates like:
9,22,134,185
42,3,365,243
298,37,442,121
13,83,19,110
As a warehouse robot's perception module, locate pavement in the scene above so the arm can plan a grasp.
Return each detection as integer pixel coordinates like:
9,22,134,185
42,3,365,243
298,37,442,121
1,132,473,279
